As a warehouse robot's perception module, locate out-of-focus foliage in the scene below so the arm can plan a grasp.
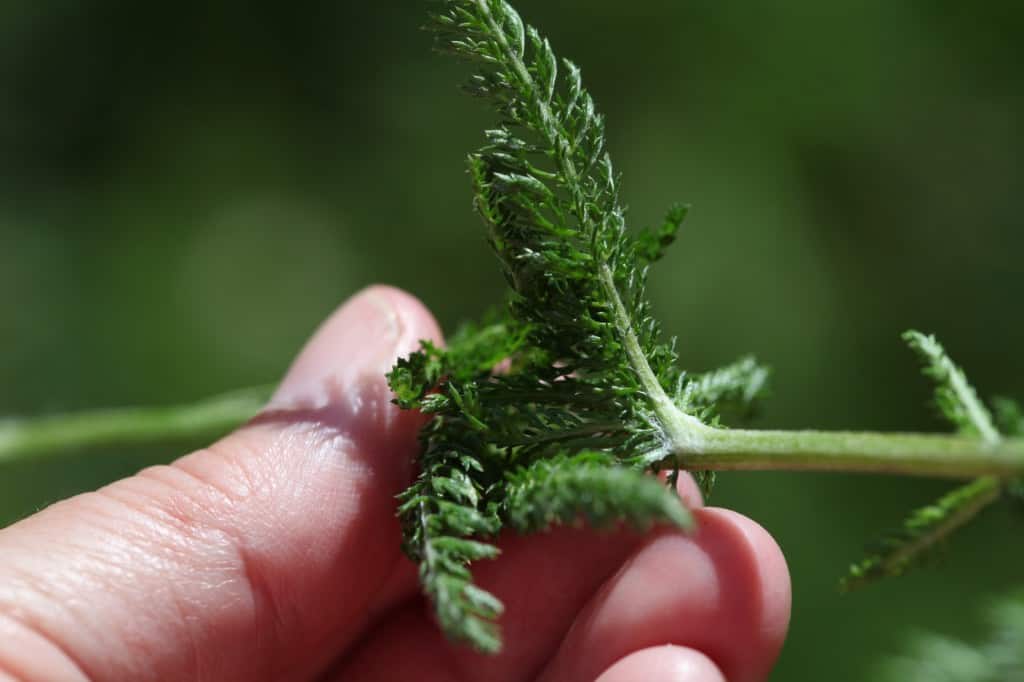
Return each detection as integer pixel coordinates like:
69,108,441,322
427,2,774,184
876,591,1024,681
2,1,1023,679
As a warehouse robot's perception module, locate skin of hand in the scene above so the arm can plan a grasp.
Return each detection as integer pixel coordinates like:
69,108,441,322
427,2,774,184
0,286,790,682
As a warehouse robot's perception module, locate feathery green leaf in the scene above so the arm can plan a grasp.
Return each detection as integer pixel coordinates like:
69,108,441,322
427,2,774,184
676,355,771,425
903,331,999,443
503,451,694,533
392,0,711,650
841,476,1001,591
843,332,1005,590
993,397,1024,437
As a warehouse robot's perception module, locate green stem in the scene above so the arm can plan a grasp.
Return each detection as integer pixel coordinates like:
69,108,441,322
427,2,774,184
673,427,1024,479
603,257,1024,479
597,263,706,450
3,383,1024,478
609,234,1024,479
0,385,274,464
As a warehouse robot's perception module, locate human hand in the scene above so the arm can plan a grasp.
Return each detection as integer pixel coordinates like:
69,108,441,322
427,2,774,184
0,286,790,681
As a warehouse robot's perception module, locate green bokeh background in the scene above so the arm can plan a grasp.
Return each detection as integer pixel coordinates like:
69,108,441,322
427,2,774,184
2,1,1022,678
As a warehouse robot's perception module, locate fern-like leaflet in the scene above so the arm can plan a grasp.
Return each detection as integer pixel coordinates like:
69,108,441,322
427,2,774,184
843,333,1010,590
386,0,764,651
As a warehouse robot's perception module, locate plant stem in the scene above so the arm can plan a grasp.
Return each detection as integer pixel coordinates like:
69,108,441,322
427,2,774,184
601,233,1024,480
3,383,1023,478
670,426,1024,479
597,203,1024,480
0,385,273,465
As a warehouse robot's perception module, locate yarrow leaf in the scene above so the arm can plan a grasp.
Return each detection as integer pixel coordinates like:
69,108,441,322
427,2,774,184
676,355,771,426
902,331,999,443
842,332,1005,591
387,0,721,651
841,476,1001,592
993,397,1024,438
503,451,694,533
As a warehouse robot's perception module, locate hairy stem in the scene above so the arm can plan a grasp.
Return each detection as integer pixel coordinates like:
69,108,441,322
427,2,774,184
3,385,1024,478
597,201,1024,480
597,264,705,450
669,427,1024,478
601,241,1020,480
0,385,273,464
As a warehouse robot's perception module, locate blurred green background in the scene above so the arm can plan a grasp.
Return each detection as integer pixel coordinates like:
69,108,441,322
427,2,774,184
2,1,1022,678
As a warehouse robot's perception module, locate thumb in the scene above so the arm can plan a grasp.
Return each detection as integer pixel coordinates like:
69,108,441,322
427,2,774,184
0,286,440,682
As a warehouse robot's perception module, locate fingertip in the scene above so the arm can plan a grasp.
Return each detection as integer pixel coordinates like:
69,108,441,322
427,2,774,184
675,473,705,509
271,284,442,410
540,509,790,682
596,646,726,682
694,507,791,672
261,284,442,459
655,472,704,509
361,284,445,349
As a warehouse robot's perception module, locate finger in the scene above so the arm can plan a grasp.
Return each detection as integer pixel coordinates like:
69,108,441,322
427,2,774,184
596,646,726,682
0,286,440,682
537,508,791,682
333,475,705,681
332,524,651,682
661,470,705,509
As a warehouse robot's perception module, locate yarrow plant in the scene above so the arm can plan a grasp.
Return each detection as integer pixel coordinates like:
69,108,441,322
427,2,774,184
382,0,1024,653
1,0,1022,662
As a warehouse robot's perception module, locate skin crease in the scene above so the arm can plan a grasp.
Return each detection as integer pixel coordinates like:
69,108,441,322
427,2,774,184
0,286,790,681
